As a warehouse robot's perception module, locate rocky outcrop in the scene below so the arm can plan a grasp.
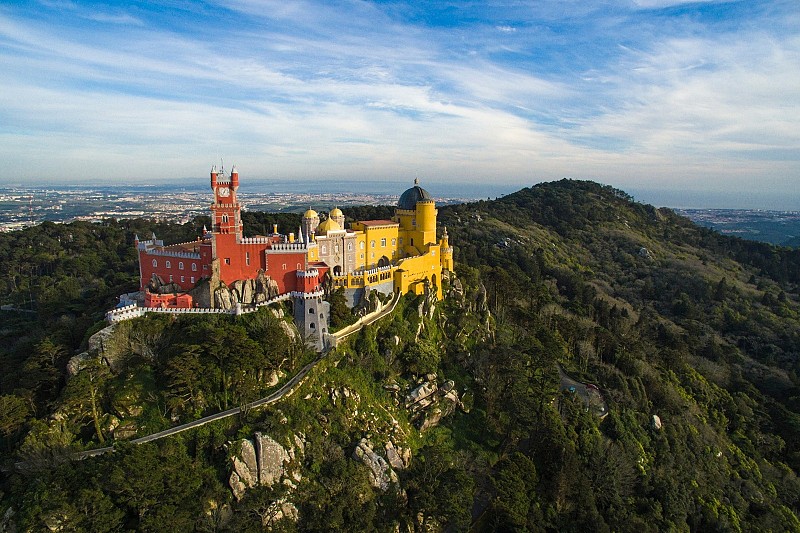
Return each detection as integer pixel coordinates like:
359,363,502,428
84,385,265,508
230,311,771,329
419,389,459,431
405,381,438,410
353,438,398,491
214,271,280,310
255,432,290,487
652,414,662,430
404,377,462,431
229,438,260,501
148,273,181,295
66,352,90,378
228,432,304,503
385,441,411,471
67,325,118,378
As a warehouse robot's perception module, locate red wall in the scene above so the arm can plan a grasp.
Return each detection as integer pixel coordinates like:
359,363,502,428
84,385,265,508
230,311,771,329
138,249,209,291
265,250,308,293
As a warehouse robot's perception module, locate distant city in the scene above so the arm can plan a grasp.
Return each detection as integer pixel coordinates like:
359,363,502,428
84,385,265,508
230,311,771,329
2,185,799,247
0,184,472,232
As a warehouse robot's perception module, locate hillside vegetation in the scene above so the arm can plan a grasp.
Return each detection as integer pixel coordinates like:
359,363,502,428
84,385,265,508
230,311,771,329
1,180,799,531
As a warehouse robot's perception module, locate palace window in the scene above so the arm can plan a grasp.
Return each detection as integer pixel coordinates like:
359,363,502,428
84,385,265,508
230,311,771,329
334,244,339,253
169,275,173,282
309,308,315,314
391,238,396,246
192,263,197,271
190,276,195,283
152,259,157,267
399,238,403,246
282,263,287,270
203,265,208,271
360,242,365,250
246,252,250,265
412,218,416,226
224,258,230,265
380,238,386,247
309,323,315,329
222,214,229,223
179,262,184,270
181,276,185,283
410,238,414,246
166,260,171,269
370,240,375,248
321,245,327,254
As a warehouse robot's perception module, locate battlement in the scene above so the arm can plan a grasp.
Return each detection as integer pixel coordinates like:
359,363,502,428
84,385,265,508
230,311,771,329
296,268,320,278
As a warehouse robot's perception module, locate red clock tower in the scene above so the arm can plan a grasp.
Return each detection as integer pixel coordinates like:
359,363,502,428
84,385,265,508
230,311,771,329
210,164,242,237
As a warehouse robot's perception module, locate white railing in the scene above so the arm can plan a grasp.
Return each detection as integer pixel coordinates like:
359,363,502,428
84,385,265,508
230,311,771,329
139,249,202,259
290,288,325,300
106,293,294,323
239,236,273,244
269,242,307,251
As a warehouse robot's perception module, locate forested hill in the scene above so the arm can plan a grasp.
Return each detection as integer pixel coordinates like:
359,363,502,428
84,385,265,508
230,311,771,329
1,179,799,531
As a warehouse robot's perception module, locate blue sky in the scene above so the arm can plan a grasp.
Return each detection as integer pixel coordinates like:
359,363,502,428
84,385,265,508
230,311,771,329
0,1,798,206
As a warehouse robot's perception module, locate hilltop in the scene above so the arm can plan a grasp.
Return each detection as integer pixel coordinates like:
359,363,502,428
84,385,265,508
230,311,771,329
1,179,799,531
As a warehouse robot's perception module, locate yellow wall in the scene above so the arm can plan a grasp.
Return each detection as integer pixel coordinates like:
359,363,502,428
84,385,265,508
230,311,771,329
350,222,399,269
392,244,443,300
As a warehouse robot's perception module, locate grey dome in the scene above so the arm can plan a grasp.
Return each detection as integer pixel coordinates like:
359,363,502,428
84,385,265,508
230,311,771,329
397,180,432,210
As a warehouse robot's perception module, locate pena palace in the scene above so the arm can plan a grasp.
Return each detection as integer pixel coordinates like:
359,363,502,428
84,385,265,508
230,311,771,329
136,165,454,314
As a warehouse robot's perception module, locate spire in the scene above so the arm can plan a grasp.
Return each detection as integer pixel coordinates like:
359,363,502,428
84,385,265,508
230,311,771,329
151,231,157,241
298,226,305,244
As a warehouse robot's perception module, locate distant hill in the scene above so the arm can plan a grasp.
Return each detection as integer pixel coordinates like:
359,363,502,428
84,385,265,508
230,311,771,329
1,179,799,531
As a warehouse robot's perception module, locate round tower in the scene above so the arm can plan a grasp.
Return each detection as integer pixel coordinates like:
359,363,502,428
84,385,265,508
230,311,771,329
330,207,345,229
302,209,320,241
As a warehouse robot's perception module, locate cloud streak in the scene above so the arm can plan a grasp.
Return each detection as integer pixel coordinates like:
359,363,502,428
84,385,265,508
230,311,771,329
0,0,798,204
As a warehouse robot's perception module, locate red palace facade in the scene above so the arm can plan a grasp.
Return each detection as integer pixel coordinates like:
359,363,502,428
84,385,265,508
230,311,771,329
137,166,327,308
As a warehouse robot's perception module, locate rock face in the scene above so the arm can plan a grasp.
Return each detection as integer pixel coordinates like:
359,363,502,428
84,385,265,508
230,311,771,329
385,441,410,471
229,433,299,503
652,414,663,430
66,352,90,378
405,382,438,409
214,271,280,310
148,273,181,295
353,438,398,492
404,377,462,431
255,432,290,487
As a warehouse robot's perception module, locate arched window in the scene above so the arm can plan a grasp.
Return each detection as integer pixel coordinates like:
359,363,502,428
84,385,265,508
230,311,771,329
192,263,197,271
309,323,315,329
391,238,396,246
309,308,315,315
321,245,327,254
178,262,184,270
152,259,157,267
370,240,375,248
166,260,171,269
222,214,229,223
347,243,352,251
360,242,365,250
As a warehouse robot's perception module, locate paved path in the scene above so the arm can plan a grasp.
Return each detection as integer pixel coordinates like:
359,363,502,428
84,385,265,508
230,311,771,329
70,292,403,462
557,365,608,418
76,354,323,459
